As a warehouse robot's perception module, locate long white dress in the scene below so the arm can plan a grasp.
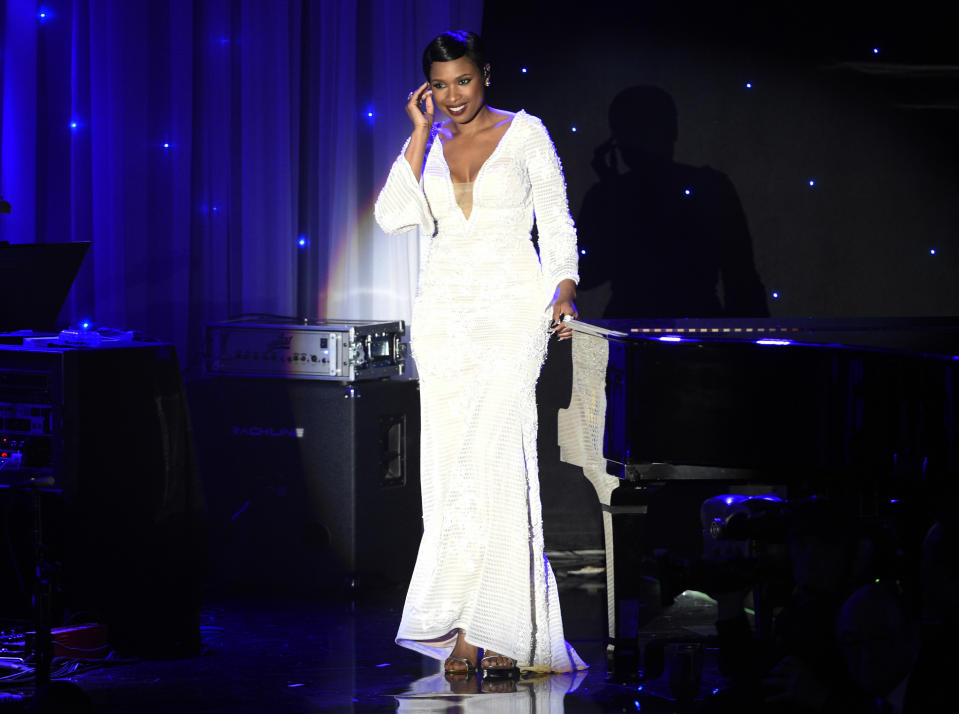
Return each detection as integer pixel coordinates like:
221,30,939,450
374,110,586,673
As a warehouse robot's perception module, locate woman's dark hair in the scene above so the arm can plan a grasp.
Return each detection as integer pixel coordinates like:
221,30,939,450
422,31,488,80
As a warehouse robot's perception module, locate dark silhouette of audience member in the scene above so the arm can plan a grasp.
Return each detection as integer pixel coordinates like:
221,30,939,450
899,512,957,713
836,582,924,714
919,481,959,650
703,497,878,713
577,86,769,318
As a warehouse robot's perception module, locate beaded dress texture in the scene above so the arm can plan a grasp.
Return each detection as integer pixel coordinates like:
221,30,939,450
374,110,585,672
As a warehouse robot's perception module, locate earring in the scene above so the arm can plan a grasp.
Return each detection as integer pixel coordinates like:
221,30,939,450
484,77,491,87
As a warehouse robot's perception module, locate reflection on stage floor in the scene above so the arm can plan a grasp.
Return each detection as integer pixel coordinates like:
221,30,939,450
5,552,731,713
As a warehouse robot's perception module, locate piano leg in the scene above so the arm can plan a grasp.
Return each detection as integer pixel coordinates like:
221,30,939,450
606,480,655,679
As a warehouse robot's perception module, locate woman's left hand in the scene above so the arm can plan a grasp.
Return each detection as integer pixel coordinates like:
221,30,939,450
550,280,578,341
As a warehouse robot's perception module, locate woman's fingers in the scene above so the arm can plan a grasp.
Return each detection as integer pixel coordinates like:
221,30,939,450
410,82,430,105
406,83,433,128
549,304,577,340
406,84,434,122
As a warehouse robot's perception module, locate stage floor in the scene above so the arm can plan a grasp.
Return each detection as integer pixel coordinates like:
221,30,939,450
8,554,727,712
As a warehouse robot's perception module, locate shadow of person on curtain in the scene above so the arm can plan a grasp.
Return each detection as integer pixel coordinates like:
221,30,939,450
576,85,769,319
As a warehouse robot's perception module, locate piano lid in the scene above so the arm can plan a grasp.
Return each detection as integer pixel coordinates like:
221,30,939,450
566,316,959,359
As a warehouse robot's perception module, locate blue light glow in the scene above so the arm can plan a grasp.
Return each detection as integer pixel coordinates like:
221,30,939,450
636,686,643,691
745,82,752,89
930,248,937,255
772,291,780,299
38,8,51,22
873,48,880,55
298,236,308,247
580,249,587,255
80,320,92,330
756,339,792,346
571,126,577,133
684,188,691,196
69,121,78,130
521,68,528,73
659,335,682,342
212,205,219,213
163,142,170,149
367,111,374,118
633,701,641,711
890,499,900,504
808,179,816,187
713,688,721,695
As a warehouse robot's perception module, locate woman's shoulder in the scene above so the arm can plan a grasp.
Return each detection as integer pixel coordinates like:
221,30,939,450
512,109,546,124
509,110,552,138
489,107,518,124
508,110,557,151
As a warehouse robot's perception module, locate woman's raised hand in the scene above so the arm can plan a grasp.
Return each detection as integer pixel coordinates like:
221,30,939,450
405,82,434,130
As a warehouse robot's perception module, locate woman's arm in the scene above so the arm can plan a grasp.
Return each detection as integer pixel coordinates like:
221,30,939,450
374,137,435,236
403,83,434,182
373,83,436,236
525,116,580,338
404,127,431,183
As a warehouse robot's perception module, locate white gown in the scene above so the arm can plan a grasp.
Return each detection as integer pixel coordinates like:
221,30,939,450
374,110,586,672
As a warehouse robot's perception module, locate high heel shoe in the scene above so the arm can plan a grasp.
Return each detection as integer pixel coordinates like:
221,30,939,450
444,655,477,675
480,651,518,677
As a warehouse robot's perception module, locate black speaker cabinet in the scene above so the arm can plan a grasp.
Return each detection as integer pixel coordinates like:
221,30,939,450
0,342,205,657
185,376,421,593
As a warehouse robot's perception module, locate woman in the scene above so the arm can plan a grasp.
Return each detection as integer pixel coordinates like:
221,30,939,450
374,30,586,676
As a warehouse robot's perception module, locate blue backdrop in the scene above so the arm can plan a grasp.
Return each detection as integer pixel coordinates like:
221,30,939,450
0,0,483,366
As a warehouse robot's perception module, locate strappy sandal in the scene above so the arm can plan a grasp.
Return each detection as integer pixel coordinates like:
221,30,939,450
444,655,477,675
480,652,518,677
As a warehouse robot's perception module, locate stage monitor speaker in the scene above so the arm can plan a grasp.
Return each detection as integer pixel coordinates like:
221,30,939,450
186,376,421,594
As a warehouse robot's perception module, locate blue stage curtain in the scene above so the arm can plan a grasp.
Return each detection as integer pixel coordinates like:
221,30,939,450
0,0,482,366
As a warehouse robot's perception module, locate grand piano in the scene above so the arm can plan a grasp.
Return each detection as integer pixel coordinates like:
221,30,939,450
557,316,959,674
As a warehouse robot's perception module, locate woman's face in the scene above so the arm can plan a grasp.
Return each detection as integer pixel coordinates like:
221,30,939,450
428,56,486,125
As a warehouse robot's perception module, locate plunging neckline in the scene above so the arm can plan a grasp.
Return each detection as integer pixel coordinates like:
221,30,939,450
437,110,522,223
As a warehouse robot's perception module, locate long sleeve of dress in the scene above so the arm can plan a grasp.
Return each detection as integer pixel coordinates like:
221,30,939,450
374,138,436,237
524,116,580,304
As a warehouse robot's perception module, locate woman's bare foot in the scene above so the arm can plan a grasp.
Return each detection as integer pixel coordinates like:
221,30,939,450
443,630,478,674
